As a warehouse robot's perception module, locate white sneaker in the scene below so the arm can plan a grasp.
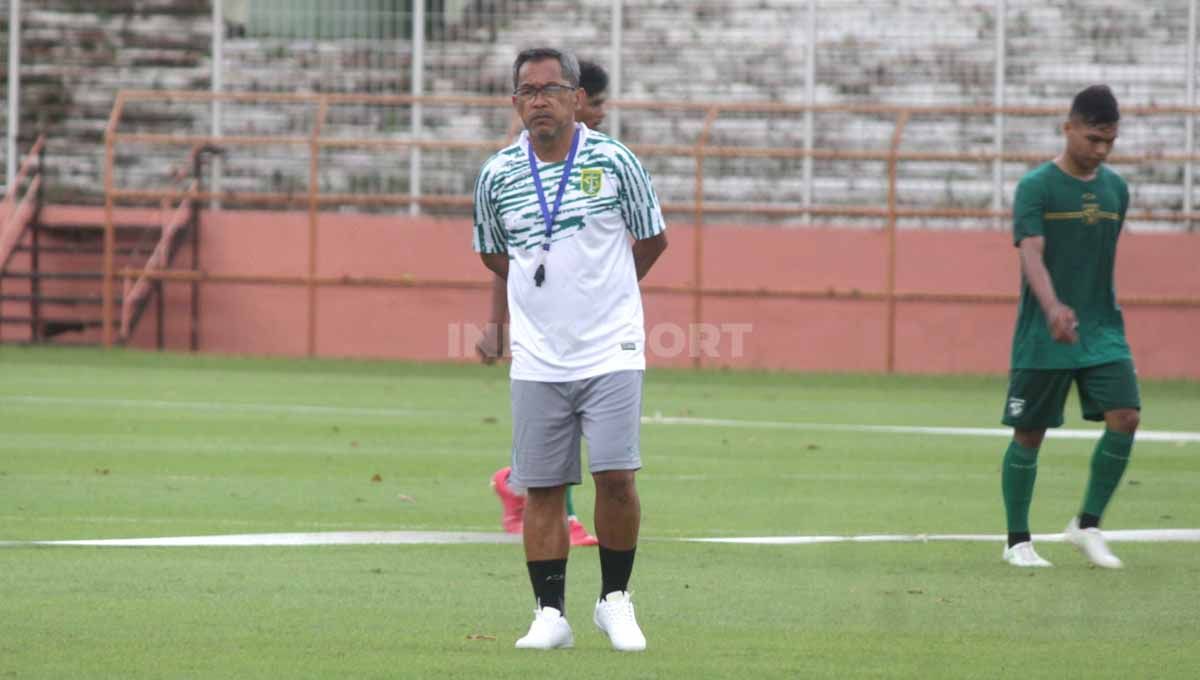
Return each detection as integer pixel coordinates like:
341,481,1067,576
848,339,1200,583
1002,541,1053,567
515,606,574,649
593,591,646,652
1064,517,1123,569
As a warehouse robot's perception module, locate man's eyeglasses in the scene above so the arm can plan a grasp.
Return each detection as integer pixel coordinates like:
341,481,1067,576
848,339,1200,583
513,83,577,101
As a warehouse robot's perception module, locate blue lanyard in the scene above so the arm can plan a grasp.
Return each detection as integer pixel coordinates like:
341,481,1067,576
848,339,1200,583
527,126,581,287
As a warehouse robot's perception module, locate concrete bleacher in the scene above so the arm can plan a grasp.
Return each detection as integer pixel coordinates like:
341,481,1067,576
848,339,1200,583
4,0,1195,230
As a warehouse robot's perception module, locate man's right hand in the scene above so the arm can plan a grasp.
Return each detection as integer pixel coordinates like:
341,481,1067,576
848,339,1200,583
476,324,503,364
1046,303,1079,344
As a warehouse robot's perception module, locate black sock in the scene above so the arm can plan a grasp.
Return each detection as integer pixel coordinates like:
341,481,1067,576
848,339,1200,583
527,559,566,613
599,545,636,600
1079,513,1101,530
1007,531,1032,548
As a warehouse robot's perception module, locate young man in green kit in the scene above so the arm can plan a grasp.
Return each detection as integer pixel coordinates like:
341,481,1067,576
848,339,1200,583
999,84,1140,569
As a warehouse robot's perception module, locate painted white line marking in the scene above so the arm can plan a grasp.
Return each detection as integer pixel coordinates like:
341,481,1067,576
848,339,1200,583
0,395,429,419
642,415,1200,443
0,531,522,547
685,529,1200,545
5,396,1195,442
2,528,1197,548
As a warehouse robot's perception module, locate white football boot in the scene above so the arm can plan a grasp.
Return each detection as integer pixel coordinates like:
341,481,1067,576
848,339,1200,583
1064,517,1124,569
515,606,574,649
1002,541,1053,567
593,591,646,652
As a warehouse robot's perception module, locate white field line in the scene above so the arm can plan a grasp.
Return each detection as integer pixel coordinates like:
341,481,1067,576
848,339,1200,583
0,395,429,419
2,528,1199,548
0,531,522,547
642,415,1200,443
3,395,1197,442
685,528,1200,545
3,397,1194,547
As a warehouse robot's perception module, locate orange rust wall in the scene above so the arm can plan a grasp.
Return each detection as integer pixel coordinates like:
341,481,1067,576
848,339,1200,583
121,209,1200,378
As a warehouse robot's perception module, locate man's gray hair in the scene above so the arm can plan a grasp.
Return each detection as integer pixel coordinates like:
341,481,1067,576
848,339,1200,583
512,47,581,91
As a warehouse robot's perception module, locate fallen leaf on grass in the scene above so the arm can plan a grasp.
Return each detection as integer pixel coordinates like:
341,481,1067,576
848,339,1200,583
371,473,382,483
465,634,496,641
95,468,111,476
397,494,416,503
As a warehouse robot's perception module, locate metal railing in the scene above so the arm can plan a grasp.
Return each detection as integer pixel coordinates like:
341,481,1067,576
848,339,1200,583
0,133,45,342
119,179,195,343
104,91,1200,369
0,134,44,268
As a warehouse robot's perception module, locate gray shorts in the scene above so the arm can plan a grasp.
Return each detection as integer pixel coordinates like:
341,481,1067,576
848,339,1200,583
509,370,644,489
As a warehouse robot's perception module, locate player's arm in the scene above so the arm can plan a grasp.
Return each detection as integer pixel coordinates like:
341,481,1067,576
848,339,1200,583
473,157,508,277
613,146,668,281
473,160,511,362
1018,236,1077,344
480,254,508,280
475,272,508,364
633,232,668,280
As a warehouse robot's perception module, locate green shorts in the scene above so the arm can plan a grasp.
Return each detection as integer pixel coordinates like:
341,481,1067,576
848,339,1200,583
1001,359,1141,429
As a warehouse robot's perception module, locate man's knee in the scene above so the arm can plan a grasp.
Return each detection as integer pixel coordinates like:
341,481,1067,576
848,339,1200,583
1107,408,1140,434
1013,428,1046,449
525,485,566,510
593,470,637,501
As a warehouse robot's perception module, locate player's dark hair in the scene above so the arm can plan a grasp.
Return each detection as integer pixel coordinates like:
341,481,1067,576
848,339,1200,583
1070,85,1120,125
579,60,608,97
512,47,580,91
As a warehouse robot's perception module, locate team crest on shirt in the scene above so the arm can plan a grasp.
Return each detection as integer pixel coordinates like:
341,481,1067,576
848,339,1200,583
1081,202,1102,225
580,168,603,196
1008,397,1026,417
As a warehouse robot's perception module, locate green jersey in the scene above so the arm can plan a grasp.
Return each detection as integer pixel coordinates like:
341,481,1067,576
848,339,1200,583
1010,161,1131,369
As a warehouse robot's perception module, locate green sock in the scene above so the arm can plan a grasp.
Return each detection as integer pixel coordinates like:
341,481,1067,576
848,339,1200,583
1001,441,1039,533
565,486,577,518
1081,430,1134,519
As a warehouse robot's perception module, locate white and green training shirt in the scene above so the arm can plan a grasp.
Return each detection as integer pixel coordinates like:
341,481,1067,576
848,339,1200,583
472,123,666,382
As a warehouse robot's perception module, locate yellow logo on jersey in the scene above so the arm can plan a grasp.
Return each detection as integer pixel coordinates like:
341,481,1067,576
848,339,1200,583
1044,195,1119,225
580,168,603,196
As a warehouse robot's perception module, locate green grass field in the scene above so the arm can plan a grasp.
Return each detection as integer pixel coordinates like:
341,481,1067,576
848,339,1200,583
1,346,1197,679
